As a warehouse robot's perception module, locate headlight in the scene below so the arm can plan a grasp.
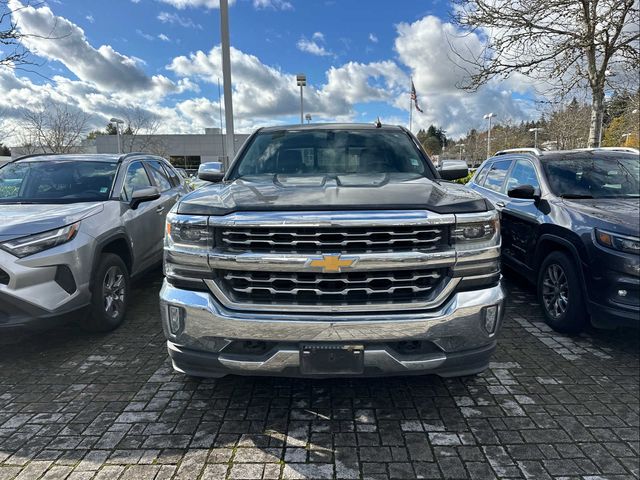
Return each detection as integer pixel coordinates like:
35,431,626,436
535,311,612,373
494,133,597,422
595,229,640,255
453,219,499,243
0,222,80,258
165,213,210,249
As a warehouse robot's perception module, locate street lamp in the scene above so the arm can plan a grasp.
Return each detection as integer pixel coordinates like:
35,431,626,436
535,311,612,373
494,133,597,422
483,113,496,158
296,74,307,125
110,117,124,154
305,113,312,124
457,143,465,160
529,127,544,149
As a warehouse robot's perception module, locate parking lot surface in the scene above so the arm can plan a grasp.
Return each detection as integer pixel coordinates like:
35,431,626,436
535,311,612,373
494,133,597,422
0,271,638,480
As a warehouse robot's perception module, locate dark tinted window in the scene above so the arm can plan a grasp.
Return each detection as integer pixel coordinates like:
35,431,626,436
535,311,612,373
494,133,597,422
122,162,152,202
0,161,117,203
474,164,490,185
147,160,172,191
505,160,540,191
232,130,433,178
484,160,512,192
162,162,181,187
542,154,639,198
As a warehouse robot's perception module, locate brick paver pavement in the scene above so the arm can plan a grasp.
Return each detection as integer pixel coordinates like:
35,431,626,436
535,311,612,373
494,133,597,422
1,270,638,479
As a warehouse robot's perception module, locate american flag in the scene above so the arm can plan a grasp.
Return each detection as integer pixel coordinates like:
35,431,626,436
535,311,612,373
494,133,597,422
410,80,424,113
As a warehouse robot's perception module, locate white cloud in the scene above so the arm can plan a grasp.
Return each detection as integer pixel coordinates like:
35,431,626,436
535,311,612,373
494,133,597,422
168,46,406,122
136,29,155,41
394,15,535,136
297,36,332,57
253,0,293,10
368,33,378,43
312,32,324,41
158,33,171,42
157,11,202,29
85,15,94,23
9,0,176,95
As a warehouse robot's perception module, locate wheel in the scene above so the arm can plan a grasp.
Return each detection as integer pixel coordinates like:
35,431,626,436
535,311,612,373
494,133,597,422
537,251,587,334
83,254,130,332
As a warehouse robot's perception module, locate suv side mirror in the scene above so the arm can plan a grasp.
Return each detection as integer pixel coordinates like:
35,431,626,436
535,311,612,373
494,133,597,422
438,164,469,181
508,184,540,200
130,186,160,209
198,162,224,182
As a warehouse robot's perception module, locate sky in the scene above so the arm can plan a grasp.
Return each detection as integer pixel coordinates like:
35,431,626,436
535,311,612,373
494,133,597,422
1,0,544,143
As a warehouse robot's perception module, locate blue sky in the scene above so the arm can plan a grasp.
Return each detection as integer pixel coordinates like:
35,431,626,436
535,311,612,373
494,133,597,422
2,0,541,141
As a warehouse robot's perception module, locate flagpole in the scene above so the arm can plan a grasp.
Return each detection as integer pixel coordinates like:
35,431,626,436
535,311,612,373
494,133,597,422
409,77,413,132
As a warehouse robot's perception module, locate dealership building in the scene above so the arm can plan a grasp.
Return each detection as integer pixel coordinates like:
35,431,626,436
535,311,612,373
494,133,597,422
95,128,250,170
10,128,250,170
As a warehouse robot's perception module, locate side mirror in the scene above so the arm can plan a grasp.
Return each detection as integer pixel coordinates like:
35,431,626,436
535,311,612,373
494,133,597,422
508,184,541,200
130,186,160,209
198,162,224,182
438,165,469,181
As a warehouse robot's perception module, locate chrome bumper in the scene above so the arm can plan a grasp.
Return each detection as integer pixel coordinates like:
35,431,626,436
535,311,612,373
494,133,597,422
160,281,505,377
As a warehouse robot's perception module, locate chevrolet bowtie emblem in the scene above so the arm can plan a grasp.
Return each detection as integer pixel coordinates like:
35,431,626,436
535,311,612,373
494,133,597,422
307,254,358,273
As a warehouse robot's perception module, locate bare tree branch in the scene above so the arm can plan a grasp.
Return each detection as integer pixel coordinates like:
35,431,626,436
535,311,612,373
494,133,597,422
21,102,89,154
450,0,639,147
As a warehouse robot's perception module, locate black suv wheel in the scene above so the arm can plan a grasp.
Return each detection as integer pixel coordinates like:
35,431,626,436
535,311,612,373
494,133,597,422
537,251,587,334
83,253,130,332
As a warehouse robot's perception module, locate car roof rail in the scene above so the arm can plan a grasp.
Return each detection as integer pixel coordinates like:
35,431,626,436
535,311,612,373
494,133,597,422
574,147,639,154
494,148,542,157
118,152,150,162
13,153,60,161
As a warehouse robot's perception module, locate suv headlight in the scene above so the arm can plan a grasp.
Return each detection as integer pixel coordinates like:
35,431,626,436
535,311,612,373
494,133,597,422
0,222,80,258
165,213,211,249
595,229,640,255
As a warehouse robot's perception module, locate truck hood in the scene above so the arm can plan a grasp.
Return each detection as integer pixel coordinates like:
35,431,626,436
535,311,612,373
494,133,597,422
563,198,640,236
177,173,490,215
0,202,104,240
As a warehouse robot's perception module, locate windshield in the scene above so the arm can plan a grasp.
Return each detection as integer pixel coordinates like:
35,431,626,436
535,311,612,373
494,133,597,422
0,160,118,203
542,155,639,198
230,129,433,179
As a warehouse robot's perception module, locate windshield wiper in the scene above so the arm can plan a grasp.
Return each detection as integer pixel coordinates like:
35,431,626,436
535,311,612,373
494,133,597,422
559,193,593,199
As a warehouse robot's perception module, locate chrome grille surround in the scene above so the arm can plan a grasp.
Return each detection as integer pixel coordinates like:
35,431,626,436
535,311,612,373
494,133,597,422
219,225,448,253
165,210,500,313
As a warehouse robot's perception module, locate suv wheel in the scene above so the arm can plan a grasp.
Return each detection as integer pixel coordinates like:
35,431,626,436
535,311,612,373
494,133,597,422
83,254,130,332
537,251,587,334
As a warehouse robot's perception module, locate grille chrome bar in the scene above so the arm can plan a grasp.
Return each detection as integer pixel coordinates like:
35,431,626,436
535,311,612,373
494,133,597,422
204,277,460,313
219,225,447,254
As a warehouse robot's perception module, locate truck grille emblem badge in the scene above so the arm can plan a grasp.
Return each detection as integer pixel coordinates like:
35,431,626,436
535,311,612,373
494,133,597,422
307,254,358,273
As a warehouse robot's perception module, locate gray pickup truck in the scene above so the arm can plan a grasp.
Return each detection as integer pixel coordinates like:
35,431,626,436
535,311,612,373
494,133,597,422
161,124,505,378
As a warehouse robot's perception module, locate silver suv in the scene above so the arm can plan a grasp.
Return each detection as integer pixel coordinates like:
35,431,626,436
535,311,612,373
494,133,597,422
0,153,190,332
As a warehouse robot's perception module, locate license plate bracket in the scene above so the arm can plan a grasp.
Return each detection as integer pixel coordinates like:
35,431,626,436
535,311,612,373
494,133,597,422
300,343,364,375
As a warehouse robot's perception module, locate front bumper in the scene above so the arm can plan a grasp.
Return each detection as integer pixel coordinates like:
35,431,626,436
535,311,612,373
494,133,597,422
160,281,506,377
0,234,94,329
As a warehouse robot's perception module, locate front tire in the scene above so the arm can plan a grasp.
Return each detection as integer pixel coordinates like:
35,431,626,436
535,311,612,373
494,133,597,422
537,251,587,334
83,254,130,332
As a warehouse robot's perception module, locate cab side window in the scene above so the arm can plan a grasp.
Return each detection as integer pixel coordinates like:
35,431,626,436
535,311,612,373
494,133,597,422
484,160,512,193
146,160,173,192
474,164,490,186
121,162,152,202
505,160,540,192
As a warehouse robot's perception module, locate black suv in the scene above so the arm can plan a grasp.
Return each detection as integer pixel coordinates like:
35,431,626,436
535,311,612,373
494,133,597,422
468,147,639,333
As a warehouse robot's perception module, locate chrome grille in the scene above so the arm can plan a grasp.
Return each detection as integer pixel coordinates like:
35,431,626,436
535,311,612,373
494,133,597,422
218,226,448,253
216,268,447,305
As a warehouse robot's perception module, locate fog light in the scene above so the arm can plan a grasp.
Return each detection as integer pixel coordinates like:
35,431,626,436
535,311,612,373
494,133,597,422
168,305,184,334
484,305,499,334
618,289,628,297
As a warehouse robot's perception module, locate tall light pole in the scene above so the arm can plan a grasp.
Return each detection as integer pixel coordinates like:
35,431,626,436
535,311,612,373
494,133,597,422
483,113,496,158
529,127,543,149
296,74,306,125
220,0,235,165
110,117,124,154
457,143,465,160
